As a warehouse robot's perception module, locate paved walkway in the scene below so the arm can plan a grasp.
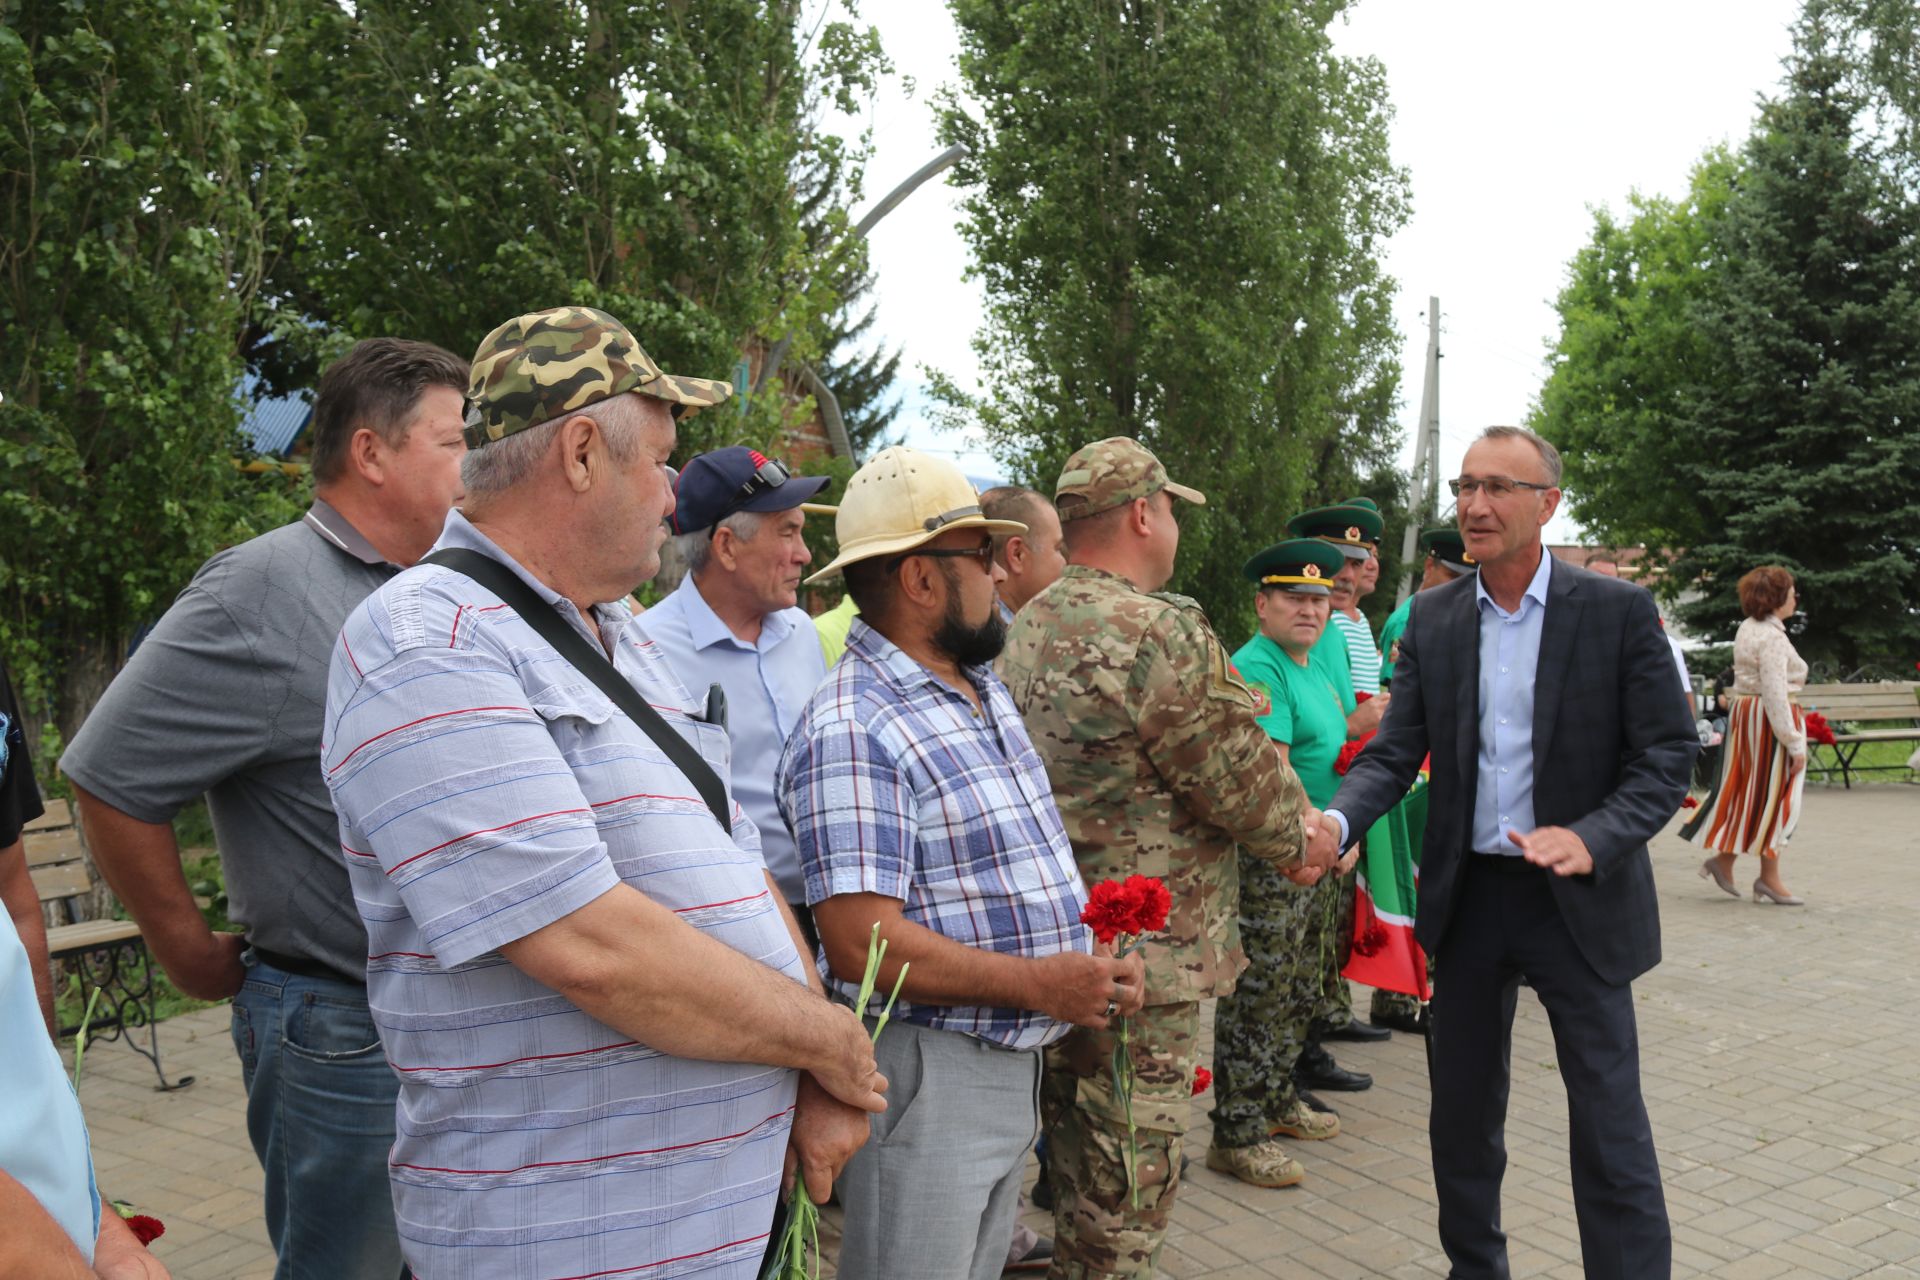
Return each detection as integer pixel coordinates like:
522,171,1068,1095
69,785,1920,1278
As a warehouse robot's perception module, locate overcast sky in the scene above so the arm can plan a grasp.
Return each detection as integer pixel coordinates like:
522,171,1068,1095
832,0,1806,541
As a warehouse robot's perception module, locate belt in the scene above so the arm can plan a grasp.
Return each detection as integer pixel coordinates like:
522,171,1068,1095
1470,853,1544,873
250,946,364,988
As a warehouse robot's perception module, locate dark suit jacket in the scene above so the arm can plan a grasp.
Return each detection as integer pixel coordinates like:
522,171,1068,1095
1329,557,1697,986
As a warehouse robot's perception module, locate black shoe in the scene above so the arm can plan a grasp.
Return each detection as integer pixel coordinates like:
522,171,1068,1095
1371,1005,1429,1036
1293,1043,1373,1092
1294,1088,1341,1119
1322,1017,1392,1044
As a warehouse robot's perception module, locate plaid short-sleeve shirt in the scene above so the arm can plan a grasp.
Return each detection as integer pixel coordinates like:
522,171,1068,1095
777,620,1090,1051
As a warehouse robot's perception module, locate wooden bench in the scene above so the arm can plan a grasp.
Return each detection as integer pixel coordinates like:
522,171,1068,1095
25,800,192,1091
1799,681,1920,790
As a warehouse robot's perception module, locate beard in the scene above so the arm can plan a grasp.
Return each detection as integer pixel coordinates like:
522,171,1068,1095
933,587,1008,667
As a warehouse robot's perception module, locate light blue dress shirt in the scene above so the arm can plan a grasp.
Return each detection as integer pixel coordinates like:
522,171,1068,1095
635,577,827,902
1472,551,1553,854
1324,551,1555,855
0,918,99,1262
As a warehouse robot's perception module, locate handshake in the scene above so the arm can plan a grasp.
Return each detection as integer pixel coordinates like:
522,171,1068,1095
1285,807,1356,886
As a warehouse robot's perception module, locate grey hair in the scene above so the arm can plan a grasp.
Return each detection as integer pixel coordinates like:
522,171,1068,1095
460,393,649,498
1477,425,1563,486
668,509,768,577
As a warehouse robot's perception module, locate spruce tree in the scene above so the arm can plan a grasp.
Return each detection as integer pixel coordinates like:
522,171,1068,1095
1674,15,1920,673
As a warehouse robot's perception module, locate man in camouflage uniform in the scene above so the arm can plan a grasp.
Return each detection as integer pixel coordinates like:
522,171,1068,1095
999,438,1340,1280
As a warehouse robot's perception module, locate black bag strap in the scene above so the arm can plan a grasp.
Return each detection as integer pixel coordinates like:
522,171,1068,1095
422,548,731,834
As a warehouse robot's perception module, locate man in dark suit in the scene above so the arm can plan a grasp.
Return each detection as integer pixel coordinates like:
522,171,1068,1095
1323,425,1696,1280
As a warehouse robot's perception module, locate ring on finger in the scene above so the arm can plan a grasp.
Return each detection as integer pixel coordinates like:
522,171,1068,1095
1104,997,1118,1019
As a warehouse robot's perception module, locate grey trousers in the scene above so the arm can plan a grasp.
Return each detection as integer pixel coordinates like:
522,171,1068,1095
835,1018,1043,1280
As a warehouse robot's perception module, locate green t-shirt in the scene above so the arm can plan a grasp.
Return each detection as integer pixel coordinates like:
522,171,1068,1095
1232,632,1352,808
1308,624,1359,715
1377,595,1413,685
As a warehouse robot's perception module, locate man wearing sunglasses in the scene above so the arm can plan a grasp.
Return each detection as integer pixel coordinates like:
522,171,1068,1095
779,447,1146,1280
636,446,831,933
1323,425,1696,1280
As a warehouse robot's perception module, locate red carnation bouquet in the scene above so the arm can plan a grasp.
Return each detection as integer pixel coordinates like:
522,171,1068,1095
1079,875,1171,1207
1805,711,1837,747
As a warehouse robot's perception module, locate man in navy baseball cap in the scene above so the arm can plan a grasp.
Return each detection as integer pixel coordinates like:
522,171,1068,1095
669,445,831,535
637,446,834,924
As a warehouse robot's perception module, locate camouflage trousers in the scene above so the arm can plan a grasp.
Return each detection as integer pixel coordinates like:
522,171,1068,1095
1317,873,1356,1030
1041,1000,1199,1280
1210,851,1347,1148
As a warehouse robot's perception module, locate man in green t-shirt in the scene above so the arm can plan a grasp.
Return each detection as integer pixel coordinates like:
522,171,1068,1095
1208,538,1359,1188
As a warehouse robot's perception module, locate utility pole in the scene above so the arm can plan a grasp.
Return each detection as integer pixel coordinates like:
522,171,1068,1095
1396,296,1442,605
751,145,969,461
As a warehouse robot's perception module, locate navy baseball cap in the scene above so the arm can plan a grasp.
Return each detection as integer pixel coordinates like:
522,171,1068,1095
670,446,831,535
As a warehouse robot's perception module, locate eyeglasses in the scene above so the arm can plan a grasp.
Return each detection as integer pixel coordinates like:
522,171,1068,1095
888,541,996,573
1449,476,1553,499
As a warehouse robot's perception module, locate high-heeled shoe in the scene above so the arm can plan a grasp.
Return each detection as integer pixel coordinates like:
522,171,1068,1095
1698,858,1739,897
1753,879,1804,906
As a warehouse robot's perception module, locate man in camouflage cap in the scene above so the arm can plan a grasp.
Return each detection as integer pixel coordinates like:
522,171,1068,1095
318,306,887,1279
461,304,733,447
998,437,1340,1279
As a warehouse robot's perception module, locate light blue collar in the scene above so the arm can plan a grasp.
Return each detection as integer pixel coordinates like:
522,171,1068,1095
673,575,794,652
1474,547,1553,618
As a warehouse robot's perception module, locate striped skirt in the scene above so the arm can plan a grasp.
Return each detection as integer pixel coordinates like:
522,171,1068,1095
1682,695,1805,857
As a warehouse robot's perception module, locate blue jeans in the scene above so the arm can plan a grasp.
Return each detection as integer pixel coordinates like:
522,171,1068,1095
230,951,406,1280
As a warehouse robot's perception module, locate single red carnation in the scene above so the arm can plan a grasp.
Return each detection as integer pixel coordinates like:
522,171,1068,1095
1120,875,1171,936
1354,690,1374,704
1191,1065,1212,1096
1079,880,1132,946
126,1215,165,1246
1680,795,1699,810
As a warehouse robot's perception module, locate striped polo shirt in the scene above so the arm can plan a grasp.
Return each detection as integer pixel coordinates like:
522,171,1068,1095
1331,610,1382,696
322,512,804,1280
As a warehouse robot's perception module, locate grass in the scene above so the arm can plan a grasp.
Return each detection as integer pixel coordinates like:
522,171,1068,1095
1807,732,1919,786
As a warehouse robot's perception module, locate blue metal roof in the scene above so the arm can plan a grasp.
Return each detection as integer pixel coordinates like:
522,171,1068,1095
236,372,312,458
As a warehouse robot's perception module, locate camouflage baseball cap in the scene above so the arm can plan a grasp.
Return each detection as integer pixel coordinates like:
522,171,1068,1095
463,305,732,448
1052,436,1206,522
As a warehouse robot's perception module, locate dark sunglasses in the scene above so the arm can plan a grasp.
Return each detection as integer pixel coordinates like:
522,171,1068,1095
888,541,996,573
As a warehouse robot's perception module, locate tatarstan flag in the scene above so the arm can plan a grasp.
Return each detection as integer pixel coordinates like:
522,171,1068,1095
1342,777,1429,999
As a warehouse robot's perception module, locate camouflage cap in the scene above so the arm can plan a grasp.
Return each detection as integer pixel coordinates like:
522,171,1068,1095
1053,436,1206,522
463,305,732,448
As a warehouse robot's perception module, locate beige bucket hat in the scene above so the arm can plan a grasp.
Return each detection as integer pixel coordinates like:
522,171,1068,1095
806,446,1028,584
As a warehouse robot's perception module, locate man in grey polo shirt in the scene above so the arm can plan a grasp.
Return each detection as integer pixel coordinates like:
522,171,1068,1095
62,337,470,1280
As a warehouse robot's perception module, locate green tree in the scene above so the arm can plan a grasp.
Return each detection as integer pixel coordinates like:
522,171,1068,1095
1531,150,1737,554
1672,17,1920,670
255,0,888,459
0,0,307,756
934,0,1409,640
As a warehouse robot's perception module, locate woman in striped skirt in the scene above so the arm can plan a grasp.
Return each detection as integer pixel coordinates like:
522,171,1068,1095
1682,566,1808,904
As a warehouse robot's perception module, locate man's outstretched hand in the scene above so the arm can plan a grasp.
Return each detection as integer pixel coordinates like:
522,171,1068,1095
1508,826,1593,876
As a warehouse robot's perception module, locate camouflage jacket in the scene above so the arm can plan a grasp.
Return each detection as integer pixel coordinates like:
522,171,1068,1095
998,565,1308,1003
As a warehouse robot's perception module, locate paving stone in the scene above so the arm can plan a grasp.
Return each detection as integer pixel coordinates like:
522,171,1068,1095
58,786,1920,1277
